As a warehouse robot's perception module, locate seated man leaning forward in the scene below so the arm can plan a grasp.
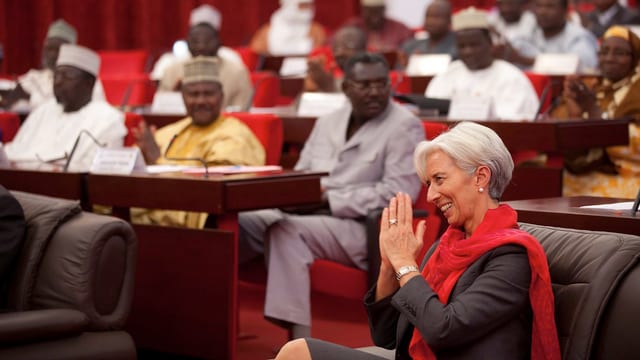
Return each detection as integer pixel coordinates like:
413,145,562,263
275,122,561,360
238,53,425,340
4,44,126,171
425,7,540,121
132,56,265,228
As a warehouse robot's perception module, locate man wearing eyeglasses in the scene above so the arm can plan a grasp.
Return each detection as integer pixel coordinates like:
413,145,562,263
4,44,125,171
238,52,424,341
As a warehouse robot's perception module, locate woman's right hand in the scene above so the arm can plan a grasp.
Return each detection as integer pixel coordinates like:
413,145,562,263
563,76,598,118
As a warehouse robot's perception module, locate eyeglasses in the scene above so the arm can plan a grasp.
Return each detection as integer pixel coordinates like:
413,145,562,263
597,48,633,57
347,78,390,91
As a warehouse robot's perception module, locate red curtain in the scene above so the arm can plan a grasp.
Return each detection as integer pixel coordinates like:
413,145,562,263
0,0,361,75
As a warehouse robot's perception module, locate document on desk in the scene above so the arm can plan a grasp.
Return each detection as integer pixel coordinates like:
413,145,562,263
580,202,635,211
183,165,283,175
146,164,199,174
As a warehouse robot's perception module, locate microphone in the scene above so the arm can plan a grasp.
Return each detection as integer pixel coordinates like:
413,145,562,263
631,187,640,217
163,133,210,178
63,129,107,172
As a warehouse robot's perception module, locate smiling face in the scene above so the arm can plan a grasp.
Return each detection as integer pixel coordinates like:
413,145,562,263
425,149,487,234
598,36,635,83
456,29,493,70
182,81,224,126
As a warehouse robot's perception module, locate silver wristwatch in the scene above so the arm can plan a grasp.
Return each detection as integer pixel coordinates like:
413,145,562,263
395,265,419,281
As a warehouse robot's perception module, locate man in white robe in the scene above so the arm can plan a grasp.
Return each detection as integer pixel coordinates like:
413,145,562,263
5,45,126,171
426,7,540,121
3,19,105,112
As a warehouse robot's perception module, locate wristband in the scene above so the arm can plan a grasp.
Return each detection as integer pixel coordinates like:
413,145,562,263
395,265,419,281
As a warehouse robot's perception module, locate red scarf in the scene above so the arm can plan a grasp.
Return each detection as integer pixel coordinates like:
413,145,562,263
408,204,561,360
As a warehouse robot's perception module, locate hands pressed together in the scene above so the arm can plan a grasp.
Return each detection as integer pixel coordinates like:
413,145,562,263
376,192,426,299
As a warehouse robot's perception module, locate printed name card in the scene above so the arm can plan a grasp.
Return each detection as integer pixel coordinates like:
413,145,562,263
406,54,452,76
279,57,309,77
90,147,146,175
150,91,187,115
533,54,579,75
447,93,493,121
297,92,348,117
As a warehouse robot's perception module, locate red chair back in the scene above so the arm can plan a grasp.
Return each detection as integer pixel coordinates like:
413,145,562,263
390,70,411,95
226,112,283,165
250,71,280,108
102,74,156,107
234,46,259,71
524,71,552,114
98,49,149,76
124,112,144,146
0,112,21,142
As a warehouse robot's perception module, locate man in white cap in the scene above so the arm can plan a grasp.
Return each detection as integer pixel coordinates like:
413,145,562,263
425,7,540,121
342,0,413,52
150,4,244,81
133,56,265,228
5,44,126,171
2,19,105,111
157,7,252,112
249,0,327,55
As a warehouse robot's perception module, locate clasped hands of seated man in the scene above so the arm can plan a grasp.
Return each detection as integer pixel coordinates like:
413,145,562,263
376,192,427,301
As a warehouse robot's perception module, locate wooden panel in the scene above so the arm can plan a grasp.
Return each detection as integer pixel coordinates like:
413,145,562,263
126,225,237,360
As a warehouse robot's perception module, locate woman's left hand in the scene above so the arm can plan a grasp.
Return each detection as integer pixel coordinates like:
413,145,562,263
380,192,426,271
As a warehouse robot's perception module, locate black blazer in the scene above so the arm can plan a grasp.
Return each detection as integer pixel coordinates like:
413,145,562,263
365,243,533,360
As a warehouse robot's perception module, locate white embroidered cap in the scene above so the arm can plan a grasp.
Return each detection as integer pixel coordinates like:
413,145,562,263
452,7,489,31
190,4,221,30
46,19,78,44
56,44,100,76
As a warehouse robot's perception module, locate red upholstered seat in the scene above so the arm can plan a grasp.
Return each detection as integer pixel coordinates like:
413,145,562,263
102,74,156,108
0,112,20,142
250,71,280,108
524,71,552,114
98,49,149,76
390,70,412,95
234,46,259,72
123,112,144,146
226,112,283,165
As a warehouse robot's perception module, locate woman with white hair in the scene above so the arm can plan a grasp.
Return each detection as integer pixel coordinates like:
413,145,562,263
275,122,561,360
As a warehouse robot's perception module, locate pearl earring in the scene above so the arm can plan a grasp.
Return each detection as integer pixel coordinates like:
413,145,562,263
479,187,484,193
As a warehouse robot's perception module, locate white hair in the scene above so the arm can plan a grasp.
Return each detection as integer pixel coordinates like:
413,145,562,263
413,122,514,200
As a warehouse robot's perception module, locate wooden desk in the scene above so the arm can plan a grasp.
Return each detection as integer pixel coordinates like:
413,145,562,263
409,75,432,94
0,164,87,207
86,170,323,360
0,165,323,359
507,196,640,235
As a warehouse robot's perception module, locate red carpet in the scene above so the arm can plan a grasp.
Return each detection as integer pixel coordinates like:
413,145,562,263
237,281,374,360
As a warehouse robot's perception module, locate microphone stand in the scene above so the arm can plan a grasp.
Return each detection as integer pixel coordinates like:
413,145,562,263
163,134,210,178
63,129,107,172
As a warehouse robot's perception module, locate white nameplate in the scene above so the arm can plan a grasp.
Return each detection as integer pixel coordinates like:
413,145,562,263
533,53,579,75
90,147,146,175
279,57,308,77
0,143,9,168
150,91,186,115
297,92,348,117
406,54,452,76
448,93,492,120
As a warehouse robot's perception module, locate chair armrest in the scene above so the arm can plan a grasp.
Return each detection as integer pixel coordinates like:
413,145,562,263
0,309,88,345
31,212,137,331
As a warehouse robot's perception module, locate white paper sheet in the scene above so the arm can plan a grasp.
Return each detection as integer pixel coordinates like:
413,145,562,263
580,202,636,211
